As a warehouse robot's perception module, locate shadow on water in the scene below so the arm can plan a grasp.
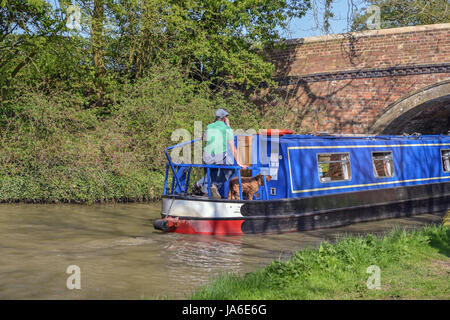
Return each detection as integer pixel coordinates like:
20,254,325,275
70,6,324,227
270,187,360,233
0,202,444,299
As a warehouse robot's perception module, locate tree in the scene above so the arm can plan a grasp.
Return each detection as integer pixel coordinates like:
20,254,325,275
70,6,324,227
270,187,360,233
351,0,450,31
106,0,311,90
0,0,65,105
1,0,313,108
92,0,106,100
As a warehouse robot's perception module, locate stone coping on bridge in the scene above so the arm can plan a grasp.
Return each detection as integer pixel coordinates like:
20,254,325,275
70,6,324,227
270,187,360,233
283,23,450,46
269,22,450,79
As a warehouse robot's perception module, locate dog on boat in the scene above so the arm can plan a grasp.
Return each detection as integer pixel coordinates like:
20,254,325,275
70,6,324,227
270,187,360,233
227,174,272,200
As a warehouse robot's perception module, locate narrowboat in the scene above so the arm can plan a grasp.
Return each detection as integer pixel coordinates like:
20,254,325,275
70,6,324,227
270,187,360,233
154,131,450,235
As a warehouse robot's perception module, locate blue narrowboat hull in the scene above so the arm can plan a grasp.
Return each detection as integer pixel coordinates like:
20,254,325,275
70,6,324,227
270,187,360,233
160,180,449,234
239,180,450,233
155,134,450,234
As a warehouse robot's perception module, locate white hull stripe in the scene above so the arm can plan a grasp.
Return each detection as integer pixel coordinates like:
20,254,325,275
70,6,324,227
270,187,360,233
162,198,244,218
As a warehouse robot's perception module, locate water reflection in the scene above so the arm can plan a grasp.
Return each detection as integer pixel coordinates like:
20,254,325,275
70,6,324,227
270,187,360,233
163,235,244,271
0,202,443,299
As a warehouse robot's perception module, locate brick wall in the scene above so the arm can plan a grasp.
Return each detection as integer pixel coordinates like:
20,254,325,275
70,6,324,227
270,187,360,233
266,23,450,134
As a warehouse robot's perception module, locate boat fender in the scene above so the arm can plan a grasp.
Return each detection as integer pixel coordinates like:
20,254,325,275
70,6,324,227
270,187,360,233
154,217,179,232
259,129,293,137
154,219,169,231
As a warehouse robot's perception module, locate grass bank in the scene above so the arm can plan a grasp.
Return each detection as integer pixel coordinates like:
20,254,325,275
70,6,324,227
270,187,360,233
189,225,450,300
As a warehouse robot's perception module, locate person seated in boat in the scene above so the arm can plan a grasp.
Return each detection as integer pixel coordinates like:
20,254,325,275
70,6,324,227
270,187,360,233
194,108,247,198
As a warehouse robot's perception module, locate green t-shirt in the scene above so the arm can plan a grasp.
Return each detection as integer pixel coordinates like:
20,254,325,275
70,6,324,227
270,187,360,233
204,121,234,155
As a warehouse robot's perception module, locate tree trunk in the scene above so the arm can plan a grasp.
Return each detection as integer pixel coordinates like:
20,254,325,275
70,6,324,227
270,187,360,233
92,0,105,101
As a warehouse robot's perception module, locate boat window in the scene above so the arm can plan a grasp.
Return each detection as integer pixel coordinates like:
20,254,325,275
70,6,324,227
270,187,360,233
317,153,351,183
441,149,450,173
372,151,394,178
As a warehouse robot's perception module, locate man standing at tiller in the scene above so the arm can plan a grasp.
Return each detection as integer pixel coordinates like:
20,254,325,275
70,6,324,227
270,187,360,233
194,108,247,198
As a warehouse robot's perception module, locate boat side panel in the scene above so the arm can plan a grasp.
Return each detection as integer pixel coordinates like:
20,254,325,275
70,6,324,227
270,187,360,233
282,139,450,198
240,196,448,234
241,181,450,216
162,197,244,218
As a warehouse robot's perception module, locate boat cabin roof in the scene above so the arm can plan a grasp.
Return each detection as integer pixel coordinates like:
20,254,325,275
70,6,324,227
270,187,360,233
268,134,450,146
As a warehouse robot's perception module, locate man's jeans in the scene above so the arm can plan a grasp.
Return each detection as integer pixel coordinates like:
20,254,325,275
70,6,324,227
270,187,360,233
197,152,234,197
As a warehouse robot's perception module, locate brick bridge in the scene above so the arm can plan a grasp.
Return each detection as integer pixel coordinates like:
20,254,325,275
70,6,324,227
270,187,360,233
266,23,450,134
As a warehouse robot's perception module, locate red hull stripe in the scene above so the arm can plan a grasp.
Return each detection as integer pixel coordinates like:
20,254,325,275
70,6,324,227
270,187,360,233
170,218,245,235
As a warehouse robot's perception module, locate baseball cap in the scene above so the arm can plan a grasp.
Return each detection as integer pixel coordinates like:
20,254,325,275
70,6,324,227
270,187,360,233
215,108,229,119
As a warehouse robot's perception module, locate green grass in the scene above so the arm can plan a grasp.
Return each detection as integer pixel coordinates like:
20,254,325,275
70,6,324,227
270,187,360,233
189,225,450,300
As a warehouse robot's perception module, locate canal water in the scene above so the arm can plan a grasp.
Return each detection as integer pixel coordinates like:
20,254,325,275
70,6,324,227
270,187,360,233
0,202,443,299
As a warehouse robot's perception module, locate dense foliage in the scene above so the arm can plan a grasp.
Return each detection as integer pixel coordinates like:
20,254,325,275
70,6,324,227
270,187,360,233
351,0,450,31
0,0,310,202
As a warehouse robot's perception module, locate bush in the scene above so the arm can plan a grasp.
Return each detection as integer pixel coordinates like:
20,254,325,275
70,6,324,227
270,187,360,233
0,63,270,202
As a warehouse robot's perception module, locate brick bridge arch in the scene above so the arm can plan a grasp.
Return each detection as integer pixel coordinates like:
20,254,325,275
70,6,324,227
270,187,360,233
266,23,450,134
371,79,450,134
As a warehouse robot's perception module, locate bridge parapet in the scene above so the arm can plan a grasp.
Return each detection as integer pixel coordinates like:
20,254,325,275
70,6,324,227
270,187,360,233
270,23,450,78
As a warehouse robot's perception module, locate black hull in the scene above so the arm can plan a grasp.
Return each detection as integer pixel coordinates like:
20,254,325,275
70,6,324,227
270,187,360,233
240,181,450,234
